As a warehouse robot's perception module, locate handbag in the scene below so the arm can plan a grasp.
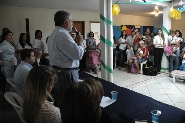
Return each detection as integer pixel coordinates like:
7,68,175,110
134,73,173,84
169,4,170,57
165,45,172,55
130,63,137,74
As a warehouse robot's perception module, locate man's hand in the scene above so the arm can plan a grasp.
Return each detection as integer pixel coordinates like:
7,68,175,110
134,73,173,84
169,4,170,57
76,32,83,46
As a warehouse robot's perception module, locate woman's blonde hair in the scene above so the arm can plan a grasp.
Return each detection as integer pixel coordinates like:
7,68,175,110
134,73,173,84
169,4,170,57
60,78,104,123
23,65,56,123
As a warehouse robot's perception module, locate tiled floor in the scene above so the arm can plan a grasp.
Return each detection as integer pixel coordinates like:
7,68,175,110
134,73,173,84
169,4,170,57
87,68,185,111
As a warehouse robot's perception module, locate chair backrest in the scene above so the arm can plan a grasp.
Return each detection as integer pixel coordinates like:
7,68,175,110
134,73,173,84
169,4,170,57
4,92,28,123
0,69,6,91
6,78,24,98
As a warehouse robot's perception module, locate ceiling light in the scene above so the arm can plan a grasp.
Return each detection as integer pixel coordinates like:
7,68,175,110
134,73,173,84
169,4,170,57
154,6,159,16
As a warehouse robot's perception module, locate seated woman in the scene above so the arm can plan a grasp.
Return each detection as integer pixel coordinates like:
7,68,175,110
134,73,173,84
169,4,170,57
128,41,148,74
23,66,61,123
60,78,107,123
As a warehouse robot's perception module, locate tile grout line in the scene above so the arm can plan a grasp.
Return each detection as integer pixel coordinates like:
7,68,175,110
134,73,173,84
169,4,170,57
158,79,176,106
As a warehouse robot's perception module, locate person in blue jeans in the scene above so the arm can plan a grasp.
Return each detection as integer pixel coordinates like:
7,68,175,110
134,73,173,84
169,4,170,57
118,30,128,70
169,30,183,77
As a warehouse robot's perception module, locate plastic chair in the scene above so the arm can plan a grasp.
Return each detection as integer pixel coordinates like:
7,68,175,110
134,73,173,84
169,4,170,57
6,78,24,98
140,61,147,74
4,92,28,123
140,51,149,74
0,70,6,123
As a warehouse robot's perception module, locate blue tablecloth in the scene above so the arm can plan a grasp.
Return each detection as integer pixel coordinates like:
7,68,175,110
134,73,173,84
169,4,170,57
79,71,185,123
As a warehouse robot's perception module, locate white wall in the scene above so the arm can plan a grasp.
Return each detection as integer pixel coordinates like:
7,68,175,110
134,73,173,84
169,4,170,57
0,6,100,43
0,6,163,44
90,23,100,44
113,14,163,28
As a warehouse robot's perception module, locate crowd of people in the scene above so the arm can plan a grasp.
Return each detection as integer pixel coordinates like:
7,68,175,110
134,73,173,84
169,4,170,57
0,10,108,123
0,9,184,123
113,28,184,76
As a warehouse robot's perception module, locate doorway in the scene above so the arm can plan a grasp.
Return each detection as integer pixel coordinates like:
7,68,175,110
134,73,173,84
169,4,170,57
72,21,85,39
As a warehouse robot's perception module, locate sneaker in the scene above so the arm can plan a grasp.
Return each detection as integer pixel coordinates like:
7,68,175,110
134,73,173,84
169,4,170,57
169,72,172,78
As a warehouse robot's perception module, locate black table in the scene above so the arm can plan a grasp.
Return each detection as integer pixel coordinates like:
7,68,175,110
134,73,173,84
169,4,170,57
79,71,185,123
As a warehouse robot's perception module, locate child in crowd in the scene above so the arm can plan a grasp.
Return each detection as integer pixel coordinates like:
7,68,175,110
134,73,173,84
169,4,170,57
127,47,143,73
128,47,143,62
166,30,178,56
180,54,185,71
126,44,134,63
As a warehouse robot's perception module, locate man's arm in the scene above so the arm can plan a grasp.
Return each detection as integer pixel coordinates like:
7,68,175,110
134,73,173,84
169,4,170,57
57,33,84,60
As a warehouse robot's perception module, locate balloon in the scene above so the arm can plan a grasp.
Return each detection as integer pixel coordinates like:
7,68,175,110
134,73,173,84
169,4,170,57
177,5,185,12
112,4,120,16
126,28,131,35
169,8,182,20
122,26,127,31
179,0,183,6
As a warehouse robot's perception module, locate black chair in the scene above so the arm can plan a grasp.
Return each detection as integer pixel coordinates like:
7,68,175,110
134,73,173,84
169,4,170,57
0,68,6,123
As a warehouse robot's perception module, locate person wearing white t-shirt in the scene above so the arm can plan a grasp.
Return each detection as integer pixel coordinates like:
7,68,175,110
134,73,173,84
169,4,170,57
153,28,166,74
33,30,49,66
33,30,49,56
118,30,128,70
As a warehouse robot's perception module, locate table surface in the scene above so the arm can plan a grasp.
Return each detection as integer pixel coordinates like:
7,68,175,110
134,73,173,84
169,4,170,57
79,71,185,123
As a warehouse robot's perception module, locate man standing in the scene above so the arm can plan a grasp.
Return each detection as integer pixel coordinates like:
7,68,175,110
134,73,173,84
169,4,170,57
13,49,35,93
47,10,84,106
127,31,135,47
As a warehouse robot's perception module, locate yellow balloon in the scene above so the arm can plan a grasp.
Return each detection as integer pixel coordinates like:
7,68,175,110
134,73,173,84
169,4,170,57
122,26,127,31
169,9,182,20
112,4,120,16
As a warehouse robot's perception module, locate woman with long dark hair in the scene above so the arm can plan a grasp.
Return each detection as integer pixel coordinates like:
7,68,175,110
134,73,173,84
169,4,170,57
16,33,32,64
0,30,17,78
153,28,166,74
118,30,128,70
33,30,49,66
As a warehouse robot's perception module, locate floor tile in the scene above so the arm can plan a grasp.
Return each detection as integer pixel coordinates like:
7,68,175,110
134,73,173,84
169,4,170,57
162,101,175,106
168,95,185,103
140,93,151,97
174,102,185,110
148,88,166,95
150,95,172,102
133,87,149,94
146,83,163,89
160,83,178,89
180,89,185,95
175,82,185,90
164,88,184,95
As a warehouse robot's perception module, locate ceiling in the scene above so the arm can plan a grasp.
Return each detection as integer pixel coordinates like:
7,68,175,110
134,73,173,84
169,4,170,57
0,0,173,18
